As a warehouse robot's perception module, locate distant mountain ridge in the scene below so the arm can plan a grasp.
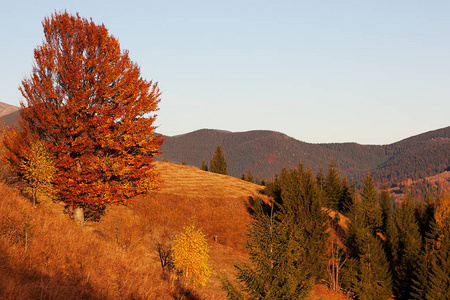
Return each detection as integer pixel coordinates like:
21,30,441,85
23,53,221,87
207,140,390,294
156,127,450,184
0,102,19,119
0,101,447,185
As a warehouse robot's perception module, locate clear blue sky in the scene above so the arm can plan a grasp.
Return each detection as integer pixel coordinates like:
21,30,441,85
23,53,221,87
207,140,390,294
1,1,449,145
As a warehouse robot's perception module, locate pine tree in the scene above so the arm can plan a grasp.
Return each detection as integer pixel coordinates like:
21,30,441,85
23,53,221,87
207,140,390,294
221,199,314,299
241,170,254,183
210,145,228,175
324,160,342,211
339,177,356,214
424,193,450,300
394,191,422,300
343,199,393,299
425,228,450,300
316,167,325,193
379,185,392,234
351,232,392,300
384,212,400,272
200,159,208,171
410,197,439,299
410,246,433,300
346,199,367,257
222,165,329,299
360,172,382,234
279,163,329,280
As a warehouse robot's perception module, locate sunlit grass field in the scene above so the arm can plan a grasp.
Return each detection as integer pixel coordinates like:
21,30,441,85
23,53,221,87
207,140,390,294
0,161,350,299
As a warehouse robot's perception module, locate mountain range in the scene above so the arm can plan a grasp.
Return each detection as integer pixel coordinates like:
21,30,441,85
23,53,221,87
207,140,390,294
0,102,448,185
156,127,450,185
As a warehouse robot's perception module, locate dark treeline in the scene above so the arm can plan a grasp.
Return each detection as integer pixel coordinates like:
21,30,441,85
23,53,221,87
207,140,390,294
221,161,450,300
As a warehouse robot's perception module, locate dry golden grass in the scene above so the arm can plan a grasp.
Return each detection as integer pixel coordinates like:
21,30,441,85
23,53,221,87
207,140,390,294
0,182,171,299
153,161,265,199
0,161,350,299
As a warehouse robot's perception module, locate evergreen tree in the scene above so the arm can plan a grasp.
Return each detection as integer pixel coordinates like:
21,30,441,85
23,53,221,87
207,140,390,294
379,185,392,234
343,199,393,299
360,172,382,234
425,228,450,300
316,167,325,192
279,164,329,280
200,159,208,171
339,177,355,214
424,194,450,300
241,170,254,183
210,145,228,175
346,199,369,256
384,212,400,273
410,246,433,300
415,196,437,240
221,164,329,299
351,232,393,300
410,197,439,300
264,173,282,204
394,191,422,300
221,199,314,299
324,160,342,211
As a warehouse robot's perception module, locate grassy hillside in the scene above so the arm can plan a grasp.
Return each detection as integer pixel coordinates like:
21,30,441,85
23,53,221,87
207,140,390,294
157,127,450,185
0,161,351,299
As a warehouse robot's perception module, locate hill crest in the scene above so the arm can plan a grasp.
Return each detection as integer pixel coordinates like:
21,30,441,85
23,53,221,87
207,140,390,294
157,126,450,185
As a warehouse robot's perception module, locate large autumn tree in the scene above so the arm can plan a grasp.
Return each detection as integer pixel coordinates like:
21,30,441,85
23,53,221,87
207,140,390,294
4,11,163,211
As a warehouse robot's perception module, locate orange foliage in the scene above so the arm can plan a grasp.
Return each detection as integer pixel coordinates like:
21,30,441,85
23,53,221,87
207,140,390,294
5,11,163,208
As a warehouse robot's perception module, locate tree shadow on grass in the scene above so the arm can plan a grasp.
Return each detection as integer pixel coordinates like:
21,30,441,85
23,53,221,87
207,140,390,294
0,243,104,300
246,196,273,216
171,281,202,300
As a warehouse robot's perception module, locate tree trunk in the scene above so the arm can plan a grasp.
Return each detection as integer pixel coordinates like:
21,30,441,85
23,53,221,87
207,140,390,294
74,207,84,229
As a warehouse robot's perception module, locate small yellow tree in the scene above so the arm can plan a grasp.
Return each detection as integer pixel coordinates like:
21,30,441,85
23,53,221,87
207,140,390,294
20,140,56,206
171,223,211,287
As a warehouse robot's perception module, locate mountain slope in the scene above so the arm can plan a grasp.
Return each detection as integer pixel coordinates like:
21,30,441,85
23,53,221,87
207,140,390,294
0,110,20,127
0,162,264,299
0,102,19,127
157,127,450,184
0,102,19,117
0,161,349,299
